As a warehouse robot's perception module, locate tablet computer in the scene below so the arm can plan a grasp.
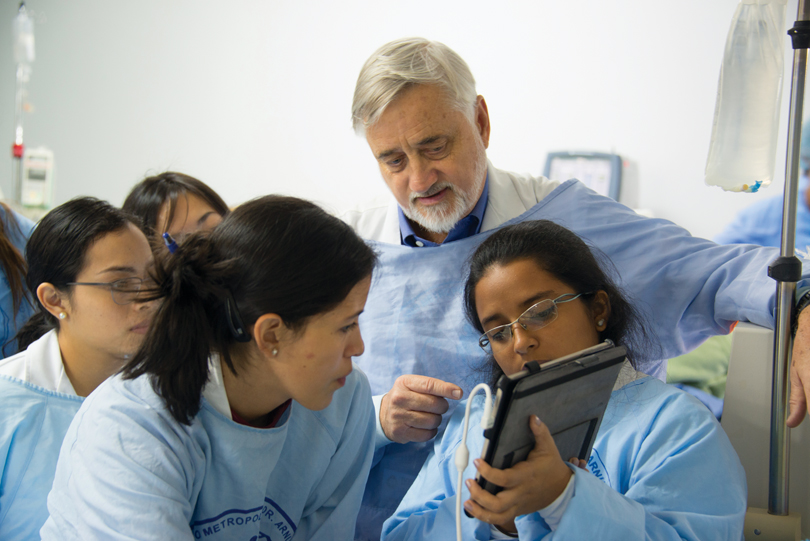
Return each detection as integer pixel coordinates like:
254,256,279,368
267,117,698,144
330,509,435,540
476,341,626,494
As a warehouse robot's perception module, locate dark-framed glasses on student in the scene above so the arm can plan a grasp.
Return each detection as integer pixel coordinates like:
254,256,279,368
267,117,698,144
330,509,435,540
66,277,156,305
478,292,592,352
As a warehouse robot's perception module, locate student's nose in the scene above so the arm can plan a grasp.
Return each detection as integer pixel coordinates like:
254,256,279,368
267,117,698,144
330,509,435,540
348,328,365,358
511,324,537,354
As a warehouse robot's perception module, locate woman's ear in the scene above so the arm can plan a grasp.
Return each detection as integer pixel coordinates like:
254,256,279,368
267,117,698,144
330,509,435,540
591,290,612,332
36,283,68,320
253,313,284,359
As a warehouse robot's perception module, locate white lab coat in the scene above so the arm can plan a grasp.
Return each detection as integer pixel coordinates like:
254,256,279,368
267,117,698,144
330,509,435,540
0,328,75,394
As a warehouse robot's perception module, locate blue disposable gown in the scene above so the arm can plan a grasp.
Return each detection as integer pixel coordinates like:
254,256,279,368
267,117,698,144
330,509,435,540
355,179,785,534
0,378,82,540
0,330,83,540
382,375,747,540
0,207,34,358
714,177,810,251
40,361,376,541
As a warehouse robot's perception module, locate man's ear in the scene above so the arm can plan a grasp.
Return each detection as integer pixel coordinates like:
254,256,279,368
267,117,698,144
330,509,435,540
591,290,612,332
253,313,285,359
36,283,68,319
474,95,491,149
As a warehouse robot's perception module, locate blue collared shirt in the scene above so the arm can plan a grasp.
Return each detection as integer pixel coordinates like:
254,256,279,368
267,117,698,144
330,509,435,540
398,178,489,247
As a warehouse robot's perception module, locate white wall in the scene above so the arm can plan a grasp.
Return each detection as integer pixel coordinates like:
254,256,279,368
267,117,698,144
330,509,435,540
0,0,801,239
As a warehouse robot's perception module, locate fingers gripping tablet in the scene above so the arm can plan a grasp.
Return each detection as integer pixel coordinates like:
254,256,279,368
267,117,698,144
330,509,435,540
476,341,626,494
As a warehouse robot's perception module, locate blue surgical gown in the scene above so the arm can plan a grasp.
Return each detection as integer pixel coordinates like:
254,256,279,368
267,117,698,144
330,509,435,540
382,375,747,540
714,177,810,251
40,362,376,540
355,179,781,534
0,376,82,540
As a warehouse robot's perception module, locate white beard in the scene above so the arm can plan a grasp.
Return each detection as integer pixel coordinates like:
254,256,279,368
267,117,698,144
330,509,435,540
402,141,488,235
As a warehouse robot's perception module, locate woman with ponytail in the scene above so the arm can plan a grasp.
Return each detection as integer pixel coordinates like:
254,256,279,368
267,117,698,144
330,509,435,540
42,195,379,541
0,197,155,540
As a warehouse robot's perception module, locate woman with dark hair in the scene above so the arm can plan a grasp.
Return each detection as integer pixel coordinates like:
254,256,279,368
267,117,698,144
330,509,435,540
0,197,155,539
383,220,746,540
0,202,35,358
42,196,378,541
122,171,228,239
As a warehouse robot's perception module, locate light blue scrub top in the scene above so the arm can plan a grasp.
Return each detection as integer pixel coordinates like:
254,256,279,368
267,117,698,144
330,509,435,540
354,179,793,539
382,376,747,540
0,376,83,540
41,364,376,540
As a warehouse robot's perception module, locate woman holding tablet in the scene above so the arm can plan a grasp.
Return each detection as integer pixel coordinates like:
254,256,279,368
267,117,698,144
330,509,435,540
382,220,746,540
0,198,156,540
41,196,377,541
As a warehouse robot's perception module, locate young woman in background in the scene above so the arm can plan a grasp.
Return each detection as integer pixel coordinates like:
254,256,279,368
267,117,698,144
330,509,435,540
123,171,228,239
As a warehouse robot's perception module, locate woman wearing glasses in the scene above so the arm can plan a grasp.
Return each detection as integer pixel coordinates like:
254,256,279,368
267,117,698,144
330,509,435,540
0,197,155,540
382,220,746,540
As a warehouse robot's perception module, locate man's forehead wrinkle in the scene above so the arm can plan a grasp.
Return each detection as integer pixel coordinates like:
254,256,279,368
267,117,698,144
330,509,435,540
367,85,466,159
372,120,439,157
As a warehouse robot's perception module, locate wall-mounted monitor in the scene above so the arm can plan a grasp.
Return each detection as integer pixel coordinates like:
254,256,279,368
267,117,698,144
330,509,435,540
543,151,623,202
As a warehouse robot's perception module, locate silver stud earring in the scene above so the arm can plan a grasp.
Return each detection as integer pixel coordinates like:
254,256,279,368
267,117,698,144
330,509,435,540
597,319,605,327
59,312,66,320
272,348,278,356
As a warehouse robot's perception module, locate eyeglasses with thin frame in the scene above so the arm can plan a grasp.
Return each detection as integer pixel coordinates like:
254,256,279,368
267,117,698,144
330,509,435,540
66,277,156,306
478,292,593,352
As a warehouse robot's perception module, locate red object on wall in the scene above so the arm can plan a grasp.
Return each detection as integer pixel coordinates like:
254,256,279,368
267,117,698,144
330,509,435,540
12,144,23,158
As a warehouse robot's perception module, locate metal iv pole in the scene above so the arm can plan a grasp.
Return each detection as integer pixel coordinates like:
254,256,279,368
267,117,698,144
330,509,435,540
767,0,810,527
11,2,34,206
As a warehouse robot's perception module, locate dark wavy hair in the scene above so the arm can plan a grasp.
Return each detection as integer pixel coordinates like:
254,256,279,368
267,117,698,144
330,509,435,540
0,204,32,355
463,220,657,387
122,172,228,237
123,195,377,425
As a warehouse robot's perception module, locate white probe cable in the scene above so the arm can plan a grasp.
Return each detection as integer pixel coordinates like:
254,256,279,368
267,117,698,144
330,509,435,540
454,383,494,541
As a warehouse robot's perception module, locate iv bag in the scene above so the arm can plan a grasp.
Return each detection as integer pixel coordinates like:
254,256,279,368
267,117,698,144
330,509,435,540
13,4,35,65
705,0,788,193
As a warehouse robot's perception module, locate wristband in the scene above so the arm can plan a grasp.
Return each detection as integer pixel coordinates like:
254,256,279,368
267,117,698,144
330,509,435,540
793,289,810,335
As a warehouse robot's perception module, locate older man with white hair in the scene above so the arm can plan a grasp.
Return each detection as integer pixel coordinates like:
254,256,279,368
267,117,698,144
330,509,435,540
343,37,810,540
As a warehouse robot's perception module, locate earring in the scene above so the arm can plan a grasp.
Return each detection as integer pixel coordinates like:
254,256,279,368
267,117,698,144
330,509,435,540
59,312,66,320
597,319,605,327
272,348,278,356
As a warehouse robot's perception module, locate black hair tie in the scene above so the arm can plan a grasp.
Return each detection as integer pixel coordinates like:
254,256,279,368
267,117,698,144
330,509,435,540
225,291,251,343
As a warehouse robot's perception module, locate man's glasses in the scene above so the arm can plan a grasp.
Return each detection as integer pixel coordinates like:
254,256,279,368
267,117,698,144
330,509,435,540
66,277,156,305
478,292,592,352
